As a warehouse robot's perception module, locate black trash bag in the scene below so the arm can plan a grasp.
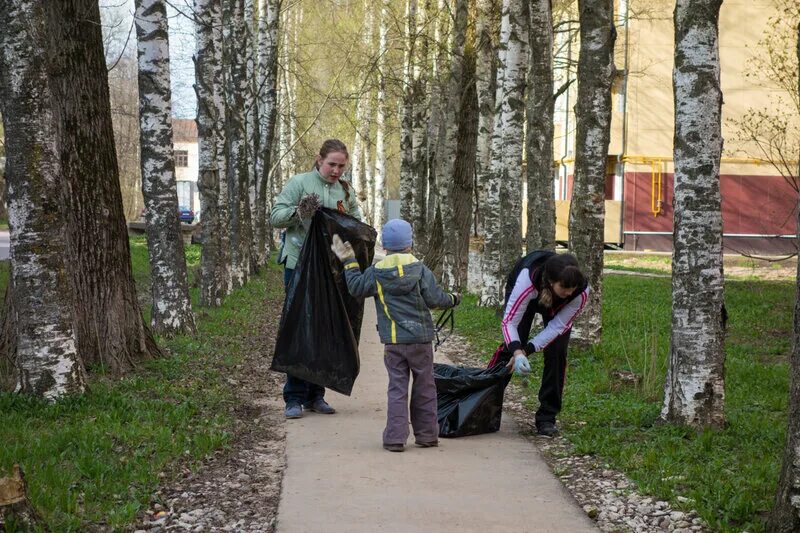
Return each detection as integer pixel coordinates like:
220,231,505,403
270,208,377,396
434,362,512,438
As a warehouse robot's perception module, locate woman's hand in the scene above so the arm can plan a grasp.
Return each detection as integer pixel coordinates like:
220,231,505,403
506,350,531,376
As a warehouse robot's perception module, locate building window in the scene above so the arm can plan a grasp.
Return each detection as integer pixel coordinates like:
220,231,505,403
175,149,189,168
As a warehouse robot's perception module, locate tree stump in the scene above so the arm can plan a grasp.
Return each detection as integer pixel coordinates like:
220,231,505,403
0,465,43,530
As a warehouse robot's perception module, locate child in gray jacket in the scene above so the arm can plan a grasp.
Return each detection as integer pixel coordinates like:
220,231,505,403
331,219,460,452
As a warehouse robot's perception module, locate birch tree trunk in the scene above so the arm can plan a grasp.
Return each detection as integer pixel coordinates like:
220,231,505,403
255,0,281,264
399,0,417,223
373,0,388,227
474,0,497,240
44,0,159,372
0,0,86,399
411,0,431,251
135,0,196,336
567,0,615,345
767,21,800,533
526,0,556,251
245,0,260,273
479,0,527,306
223,0,251,288
195,0,227,307
213,0,232,295
436,0,468,290
661,0,726,429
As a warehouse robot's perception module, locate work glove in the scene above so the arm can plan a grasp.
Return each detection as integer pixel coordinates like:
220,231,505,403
507,352,531,376
450,293,462,306
331,234,355,262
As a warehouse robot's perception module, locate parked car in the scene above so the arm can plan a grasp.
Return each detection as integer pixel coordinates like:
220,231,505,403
178,206,195,224
139,205,195,224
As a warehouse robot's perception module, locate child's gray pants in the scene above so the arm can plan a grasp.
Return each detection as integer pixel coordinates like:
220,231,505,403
383,343,439,445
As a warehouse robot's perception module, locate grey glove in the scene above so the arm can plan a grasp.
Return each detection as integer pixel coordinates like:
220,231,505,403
511,353,531,376
331,234,355,262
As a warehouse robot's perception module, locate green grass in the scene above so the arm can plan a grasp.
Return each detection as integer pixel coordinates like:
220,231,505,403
455,274,792,533
0,240,284,531
0,218,8,230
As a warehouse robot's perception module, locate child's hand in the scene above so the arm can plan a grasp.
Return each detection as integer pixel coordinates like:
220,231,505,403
330,234,355,262
450,293,462,306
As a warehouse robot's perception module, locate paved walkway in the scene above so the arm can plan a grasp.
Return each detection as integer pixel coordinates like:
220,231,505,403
275,301,597,533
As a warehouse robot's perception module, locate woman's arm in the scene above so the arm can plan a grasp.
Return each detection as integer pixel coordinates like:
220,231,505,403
501,268,536,353
529,286,590,352
270,176,302,228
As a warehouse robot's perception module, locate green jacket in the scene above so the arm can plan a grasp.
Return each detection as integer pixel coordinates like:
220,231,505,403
270,169,364,270
343,253,457,344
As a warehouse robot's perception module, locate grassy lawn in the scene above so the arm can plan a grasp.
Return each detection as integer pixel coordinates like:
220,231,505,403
456,274,792,533
0,240,283,531
0,218,7,231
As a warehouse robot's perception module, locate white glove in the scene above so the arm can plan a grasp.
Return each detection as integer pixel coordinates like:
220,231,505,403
512,353,531,376
330,234,355,262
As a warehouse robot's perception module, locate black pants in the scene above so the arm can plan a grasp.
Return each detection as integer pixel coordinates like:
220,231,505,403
281,267,325,406
510,305,571,426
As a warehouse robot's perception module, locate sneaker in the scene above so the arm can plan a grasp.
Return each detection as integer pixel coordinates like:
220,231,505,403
304,398,336,414
284,403,303,419
415,441,439,448
383,443,405,452
536,421,559,437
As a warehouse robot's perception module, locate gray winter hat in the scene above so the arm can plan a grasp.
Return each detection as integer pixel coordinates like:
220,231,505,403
382,219,413,251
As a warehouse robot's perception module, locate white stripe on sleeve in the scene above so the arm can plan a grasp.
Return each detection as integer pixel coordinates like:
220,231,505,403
501,269,537,346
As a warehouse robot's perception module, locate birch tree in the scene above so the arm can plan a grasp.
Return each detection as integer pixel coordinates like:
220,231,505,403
567,0,615,345
43,0,159,372
0,0,86,399
135,0,196,336
479,0,528,306
474,0,497,239
766,20,800,532
224,0,251,288
195,0,228,306
436,0,469,289
411,0,431,251
661,0,726,429
399,0,418,223
254,0,281,265
373,0,389,227
526,0,557,251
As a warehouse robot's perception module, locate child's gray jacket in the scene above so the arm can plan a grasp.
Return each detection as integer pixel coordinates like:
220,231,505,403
342,253,456,344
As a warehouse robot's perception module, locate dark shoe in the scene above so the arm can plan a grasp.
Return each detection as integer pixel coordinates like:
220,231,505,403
415,441,439,448
536,421,559,437
383,443,405,452
304,398,336,414
284,403,303,419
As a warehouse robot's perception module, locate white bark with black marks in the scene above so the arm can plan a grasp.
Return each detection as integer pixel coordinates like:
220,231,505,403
661,0,726,429
399,0,417,223
373,0,388,227
474,0,497,240
135,0,196,336
567,0,616,345
0,0,86,399
480,0,527,306
195,0,226,307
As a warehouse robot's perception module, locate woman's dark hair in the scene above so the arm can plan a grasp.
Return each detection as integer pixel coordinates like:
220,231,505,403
543,253,586,289
315,138,351,201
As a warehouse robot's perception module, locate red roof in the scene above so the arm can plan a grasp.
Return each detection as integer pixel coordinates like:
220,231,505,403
172,119,197,142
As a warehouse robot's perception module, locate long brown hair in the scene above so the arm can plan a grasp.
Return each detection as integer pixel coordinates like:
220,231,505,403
538,253,586,308
315,139,351,202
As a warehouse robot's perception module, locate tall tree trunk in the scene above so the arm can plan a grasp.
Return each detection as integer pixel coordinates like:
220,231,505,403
255,0,281,265
0,0,86,398
245,0,260,274
661,0,725,429
769,29,800,533
195,0,227,307
223,0,251,288
373,0,388,227
567,0,615,346
399,0,417,224
526,0,556,251
44,0,159,372
411,0,431,251
473,0,497,240
479,0,527,307
135,0,196,336
452,22,478,288
436,0,469,290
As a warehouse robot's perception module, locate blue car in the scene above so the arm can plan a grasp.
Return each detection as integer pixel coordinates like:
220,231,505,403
178,206,195,224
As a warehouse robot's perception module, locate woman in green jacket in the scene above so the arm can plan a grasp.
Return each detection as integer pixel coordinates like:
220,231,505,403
270,139,365,419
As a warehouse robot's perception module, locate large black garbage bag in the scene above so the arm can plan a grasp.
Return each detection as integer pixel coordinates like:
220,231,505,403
434,363,512,438
271,208,377,395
